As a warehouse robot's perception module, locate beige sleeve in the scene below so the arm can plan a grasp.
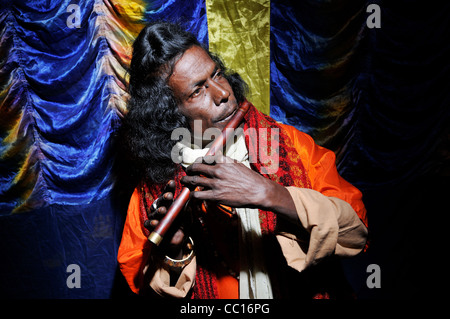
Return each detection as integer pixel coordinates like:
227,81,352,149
144,256,197,298
276,187,368,272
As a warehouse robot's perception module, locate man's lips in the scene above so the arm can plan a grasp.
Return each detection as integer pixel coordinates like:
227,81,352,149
215,107,237,123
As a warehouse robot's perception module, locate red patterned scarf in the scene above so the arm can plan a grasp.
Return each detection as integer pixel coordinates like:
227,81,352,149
139,102,311,298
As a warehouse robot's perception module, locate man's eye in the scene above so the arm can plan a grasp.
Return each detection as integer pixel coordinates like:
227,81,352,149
191,88,202,98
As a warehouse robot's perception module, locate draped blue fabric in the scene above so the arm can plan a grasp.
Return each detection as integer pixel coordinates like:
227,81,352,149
270,0,367,152
270,1,450,298
270,0,450,189
1,0,449,299
271,0,450,298
0,0,208,214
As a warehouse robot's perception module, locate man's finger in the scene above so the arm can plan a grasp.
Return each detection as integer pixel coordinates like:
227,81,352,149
143,219,159,230
162,192,173,201
186,162,216,177
150,219,159,227
156,206,167,215
190,189,215,201
181,174,214,188
163,180,176,192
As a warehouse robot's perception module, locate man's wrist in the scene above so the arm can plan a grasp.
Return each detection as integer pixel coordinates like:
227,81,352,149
257,179,281,211
262,182,300,226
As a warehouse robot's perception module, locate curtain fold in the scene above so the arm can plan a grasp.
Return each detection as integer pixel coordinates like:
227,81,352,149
0,0,209,298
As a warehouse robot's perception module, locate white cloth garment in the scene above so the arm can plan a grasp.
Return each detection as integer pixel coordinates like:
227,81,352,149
175,134,273,299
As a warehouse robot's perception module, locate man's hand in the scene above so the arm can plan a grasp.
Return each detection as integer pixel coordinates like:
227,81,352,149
181,152,300,226
181,152,270,208
181,152,273,207
143,180,185,258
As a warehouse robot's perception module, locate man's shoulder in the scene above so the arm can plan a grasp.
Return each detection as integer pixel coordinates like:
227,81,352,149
277,122,315,147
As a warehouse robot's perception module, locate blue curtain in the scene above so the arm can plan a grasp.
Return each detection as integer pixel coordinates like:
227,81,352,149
271,0,449,189
0,0,208,298
271,1,450,298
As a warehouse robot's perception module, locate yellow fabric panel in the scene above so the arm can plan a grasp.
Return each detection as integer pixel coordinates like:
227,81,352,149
206,0,270,115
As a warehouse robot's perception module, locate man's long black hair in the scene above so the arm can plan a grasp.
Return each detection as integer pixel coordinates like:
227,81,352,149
119,21,248,185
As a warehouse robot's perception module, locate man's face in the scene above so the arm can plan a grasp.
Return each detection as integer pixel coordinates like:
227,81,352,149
168,45,239,146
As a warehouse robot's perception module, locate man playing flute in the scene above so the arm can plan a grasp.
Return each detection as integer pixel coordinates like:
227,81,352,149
117,21,368,299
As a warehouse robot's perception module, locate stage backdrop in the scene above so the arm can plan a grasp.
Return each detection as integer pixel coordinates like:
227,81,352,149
1,0,448,298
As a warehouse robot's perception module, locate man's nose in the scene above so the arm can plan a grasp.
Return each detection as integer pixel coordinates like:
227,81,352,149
207,80,230,105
